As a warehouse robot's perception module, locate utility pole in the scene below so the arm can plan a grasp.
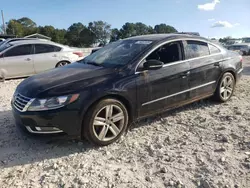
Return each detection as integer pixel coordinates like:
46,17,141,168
1,10,6,34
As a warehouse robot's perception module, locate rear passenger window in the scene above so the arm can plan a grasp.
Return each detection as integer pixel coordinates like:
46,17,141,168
185,41,209,59
35,44,61,54
209,44,221,54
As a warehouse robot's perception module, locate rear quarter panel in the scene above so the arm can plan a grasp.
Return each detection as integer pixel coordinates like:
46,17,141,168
219,50,242,81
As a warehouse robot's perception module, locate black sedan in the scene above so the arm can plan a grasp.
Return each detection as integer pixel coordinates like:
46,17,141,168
11,34,243,146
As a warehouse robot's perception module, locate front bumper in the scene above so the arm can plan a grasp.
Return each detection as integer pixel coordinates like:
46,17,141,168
12,103,82,136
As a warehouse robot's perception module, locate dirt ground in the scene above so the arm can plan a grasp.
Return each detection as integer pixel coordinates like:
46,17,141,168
0,57,249,188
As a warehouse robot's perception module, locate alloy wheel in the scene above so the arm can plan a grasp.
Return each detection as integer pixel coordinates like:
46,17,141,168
220,75,234,100
57,62,67,67
92,104,125,142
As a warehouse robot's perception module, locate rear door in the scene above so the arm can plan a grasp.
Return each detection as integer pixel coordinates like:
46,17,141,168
184,40,223,99
33,44,62,73
2,44,34,78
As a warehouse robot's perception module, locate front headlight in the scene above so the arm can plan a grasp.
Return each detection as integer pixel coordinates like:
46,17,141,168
27,94,79,111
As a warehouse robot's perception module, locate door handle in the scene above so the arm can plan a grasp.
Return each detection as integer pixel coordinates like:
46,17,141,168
214,62,220,67
25,58,31,61
181,71,190,78
52,54,57,57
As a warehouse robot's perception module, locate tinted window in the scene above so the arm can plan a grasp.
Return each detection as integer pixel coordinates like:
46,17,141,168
209,44,220,54
185,41,209,59
0,43,12,52
35,44,61,54
146,42,182,64
4,45,32,57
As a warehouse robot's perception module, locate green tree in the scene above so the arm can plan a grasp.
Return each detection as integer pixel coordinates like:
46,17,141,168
119,22,136,38
79,28,96,47
119,22,155,39
65,22,85,47
52,29,67,44
110,28,121,42
16,17,37,36
38,25,55,37
219,36,232,44
154,24,177,34
134,22,154,35
6,19,24,36
17,17,36,28
88,21,111,45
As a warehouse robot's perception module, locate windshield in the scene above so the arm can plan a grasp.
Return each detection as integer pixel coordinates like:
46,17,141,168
0,43,12,52
78,40,152,68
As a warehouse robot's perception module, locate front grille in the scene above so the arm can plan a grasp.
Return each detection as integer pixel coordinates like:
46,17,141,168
13,93,32,112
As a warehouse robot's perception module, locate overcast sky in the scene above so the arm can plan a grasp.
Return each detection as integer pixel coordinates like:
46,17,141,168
1,0,250,38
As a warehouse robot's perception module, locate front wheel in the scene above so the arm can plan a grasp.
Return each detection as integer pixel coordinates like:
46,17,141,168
214,72,235,102
82,99,129,146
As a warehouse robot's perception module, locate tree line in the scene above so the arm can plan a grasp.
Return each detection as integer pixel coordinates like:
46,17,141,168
3,17,178,47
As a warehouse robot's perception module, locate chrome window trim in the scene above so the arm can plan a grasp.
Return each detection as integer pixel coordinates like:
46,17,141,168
135,38,224,74
142,81,216,106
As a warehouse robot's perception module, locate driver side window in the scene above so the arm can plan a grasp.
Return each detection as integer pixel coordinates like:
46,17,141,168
138,41,183,71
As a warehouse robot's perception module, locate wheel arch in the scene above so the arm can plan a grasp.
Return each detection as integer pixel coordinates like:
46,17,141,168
80,93,134,137
55,60,71,67
86,93,133,121
215,68,236,89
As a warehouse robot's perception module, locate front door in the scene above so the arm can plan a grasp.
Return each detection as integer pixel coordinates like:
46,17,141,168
136,41,191,117
2,44,34,78
183,40,223,99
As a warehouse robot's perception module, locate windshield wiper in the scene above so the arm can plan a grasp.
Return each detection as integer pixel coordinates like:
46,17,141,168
86,62,103,67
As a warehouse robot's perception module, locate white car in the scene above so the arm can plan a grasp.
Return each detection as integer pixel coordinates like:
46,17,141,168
0,40,84,80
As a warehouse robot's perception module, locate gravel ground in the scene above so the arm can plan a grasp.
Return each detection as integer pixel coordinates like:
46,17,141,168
0,57,250,188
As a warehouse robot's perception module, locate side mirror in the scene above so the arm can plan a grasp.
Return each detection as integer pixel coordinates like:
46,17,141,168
143,60,164,70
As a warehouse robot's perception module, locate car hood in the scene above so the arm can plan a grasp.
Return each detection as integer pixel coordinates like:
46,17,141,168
17,63,115,97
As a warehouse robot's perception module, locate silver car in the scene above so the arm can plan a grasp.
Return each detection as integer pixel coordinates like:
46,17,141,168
0,40,84,80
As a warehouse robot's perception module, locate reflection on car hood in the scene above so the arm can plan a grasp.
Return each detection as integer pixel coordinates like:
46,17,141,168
17,63,114,97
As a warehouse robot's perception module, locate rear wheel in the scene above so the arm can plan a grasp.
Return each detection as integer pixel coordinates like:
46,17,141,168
56,61,69,67
214,72,235,102
82,99,129,146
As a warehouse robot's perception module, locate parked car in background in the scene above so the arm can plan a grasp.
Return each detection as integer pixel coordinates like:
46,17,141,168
0,40,84,80
242,37,250,43
12,34,243,146
227,43,250,56
0,38,44,51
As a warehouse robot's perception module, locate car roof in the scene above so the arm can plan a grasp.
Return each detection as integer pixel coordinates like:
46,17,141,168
9,40,64,47
124,34,208,42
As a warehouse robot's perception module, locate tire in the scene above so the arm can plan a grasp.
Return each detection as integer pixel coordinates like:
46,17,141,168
214,72,235,102
82,99,129,146
56,61,70,67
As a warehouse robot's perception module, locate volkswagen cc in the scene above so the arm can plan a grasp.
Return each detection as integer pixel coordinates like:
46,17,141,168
11,34,243,146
